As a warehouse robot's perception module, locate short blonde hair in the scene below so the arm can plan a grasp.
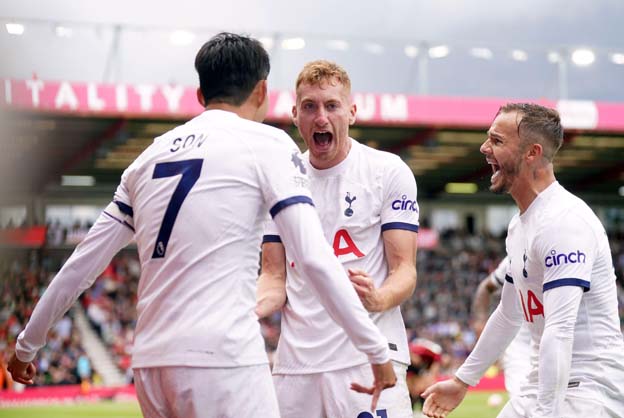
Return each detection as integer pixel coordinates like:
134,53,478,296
295,60,351,93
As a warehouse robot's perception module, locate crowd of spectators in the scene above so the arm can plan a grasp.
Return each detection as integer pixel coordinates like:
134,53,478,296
0,253,93,388
2,227,623,388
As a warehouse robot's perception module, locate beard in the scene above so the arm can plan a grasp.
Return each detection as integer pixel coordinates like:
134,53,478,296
489,159,521,194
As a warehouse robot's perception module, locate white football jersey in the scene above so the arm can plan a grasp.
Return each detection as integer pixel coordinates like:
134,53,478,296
505,182,624,410
114,109,313,368
489,256,532,397
265,139,419,373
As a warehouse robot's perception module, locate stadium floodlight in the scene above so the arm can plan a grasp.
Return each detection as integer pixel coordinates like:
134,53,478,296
170,30,195,46
281,37,305,50
571,48,595,66
404,45,419,58
469,47,493,60
6,23,24,35
55,25,73,38
258,37,274,50
327,39,349,51
511,49,528,61
620,185,624,197
364,42,384,54
428,45,449,59
61,176,96,187
610,53,624,65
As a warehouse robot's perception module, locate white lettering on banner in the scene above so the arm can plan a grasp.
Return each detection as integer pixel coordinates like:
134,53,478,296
87,83,105,111
273,91,295,118
4,79,11,104
557,100,598,130
353,93,375,121
26,79,45,108
380,94,408,121
162,84,184,112
116,84,128,111
55,82,78,110
135,84,156,112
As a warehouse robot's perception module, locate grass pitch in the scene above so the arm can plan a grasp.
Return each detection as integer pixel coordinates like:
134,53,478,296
0,391,508,418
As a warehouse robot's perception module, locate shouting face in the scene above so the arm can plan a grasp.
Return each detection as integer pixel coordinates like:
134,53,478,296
293,77,356,169
480,110,525,194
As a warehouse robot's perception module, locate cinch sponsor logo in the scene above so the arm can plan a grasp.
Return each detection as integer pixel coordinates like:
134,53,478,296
544,250,586,267
391,195,417,212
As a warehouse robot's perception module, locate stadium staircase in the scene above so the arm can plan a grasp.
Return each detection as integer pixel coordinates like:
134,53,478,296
73,306,127,387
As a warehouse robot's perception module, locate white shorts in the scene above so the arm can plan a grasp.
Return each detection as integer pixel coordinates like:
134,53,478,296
274,362,412,418
497,393,618,418
133,364,279,418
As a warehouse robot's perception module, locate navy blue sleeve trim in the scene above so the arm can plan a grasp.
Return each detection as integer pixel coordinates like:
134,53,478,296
114,200,134,217
381,222,419,233
505,274,514,284
543,278,590,293
103,211,136,233
494,273,505,286
262,235,282,243
269,195,314,218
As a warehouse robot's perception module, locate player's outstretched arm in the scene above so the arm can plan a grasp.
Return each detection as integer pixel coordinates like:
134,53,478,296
13,202,134,369
421,376,469,418
348,229,417,312
256,242,287,318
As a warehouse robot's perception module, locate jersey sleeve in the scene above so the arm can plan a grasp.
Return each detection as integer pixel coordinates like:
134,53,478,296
262,217,281,244
490,256,510,288
254,133,314,219
380,158,419,233
533,214,595,293
455,276,523,386
111,163,136,229
15,203,134,362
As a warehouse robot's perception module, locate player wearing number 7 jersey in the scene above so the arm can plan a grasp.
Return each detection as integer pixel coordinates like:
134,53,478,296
8,33,396,418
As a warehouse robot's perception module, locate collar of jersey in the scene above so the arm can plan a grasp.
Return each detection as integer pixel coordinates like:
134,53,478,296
199,109,241,121
306,137,358,178
520,181,561,221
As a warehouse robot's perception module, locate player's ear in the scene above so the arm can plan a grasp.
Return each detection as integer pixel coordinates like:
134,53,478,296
253,79,268,107
349,102,357,126
196,88,206,107
292,105,298,127
526,143,543,163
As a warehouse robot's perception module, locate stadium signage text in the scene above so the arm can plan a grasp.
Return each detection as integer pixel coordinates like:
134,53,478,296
3,77,623,131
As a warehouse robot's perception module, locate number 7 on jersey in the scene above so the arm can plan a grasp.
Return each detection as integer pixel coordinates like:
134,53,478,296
151,159,203,259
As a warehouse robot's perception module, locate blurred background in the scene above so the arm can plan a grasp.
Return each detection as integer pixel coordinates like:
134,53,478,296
0,0,623,415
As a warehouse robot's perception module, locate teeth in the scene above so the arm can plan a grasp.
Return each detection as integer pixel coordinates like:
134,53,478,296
313,132,332,145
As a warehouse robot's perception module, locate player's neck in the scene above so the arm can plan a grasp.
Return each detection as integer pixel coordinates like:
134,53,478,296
205,102,261,122
511,167,556,214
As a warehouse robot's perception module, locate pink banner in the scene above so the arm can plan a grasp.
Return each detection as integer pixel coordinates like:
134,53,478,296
2,78,623,132
0,384,136,405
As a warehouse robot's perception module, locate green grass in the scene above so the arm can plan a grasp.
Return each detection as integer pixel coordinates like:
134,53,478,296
0,400,142,418
448,391,509,418
0,391,508,418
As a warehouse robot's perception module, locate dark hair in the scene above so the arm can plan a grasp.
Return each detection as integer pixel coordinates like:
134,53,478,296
194,32,270,106
498,103,564,161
